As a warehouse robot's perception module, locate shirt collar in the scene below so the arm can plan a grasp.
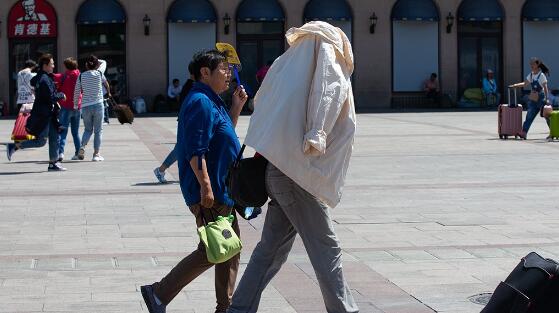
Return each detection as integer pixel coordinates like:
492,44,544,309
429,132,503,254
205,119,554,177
192,82,226,108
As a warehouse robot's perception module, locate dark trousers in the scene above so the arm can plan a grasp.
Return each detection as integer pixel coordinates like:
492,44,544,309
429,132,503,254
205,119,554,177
426,89,441,105
153,203,240,313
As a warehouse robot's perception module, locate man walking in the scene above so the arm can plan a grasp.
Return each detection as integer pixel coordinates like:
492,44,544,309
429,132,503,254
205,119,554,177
227,21,359,313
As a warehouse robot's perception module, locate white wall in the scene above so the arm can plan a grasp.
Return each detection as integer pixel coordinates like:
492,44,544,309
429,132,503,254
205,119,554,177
393,21,439,92
523,21,559,90
168,23,216,84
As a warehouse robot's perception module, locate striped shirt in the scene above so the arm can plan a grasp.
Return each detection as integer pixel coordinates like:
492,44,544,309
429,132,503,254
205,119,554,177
73,70,106,108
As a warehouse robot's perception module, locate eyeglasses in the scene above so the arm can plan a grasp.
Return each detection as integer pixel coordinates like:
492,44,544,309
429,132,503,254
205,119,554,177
217,65,232,73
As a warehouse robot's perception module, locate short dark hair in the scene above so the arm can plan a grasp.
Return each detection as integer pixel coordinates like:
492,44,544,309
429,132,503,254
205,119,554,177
38,54,53,70
85,55,99,70
64,57,78,70
188,61,194,76
190,50,227,81
431,73,437,78
24,59,37,70
173,78,179,84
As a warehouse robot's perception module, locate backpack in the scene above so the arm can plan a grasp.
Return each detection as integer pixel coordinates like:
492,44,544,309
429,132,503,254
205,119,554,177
481,252,559,313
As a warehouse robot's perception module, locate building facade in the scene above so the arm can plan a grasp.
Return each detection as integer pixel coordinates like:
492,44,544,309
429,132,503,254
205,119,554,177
1,0,558,114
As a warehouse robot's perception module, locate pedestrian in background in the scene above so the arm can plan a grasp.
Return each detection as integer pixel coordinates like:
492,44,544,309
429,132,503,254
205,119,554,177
16,60,37,113
54,57,82,161
154,74,195,184
97,59,111,125
255,60,272,86
511,57,550,139
7,54,67,171
167,78,182,111
74,55,110,161
424,73,441,105
482,69,500,107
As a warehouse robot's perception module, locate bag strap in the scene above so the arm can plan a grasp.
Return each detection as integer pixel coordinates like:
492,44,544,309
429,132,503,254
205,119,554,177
199,206,234,226
107,97,118,109
234,145,246,167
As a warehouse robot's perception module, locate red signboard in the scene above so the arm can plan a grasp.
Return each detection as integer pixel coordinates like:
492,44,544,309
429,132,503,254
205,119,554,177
8,0,57,38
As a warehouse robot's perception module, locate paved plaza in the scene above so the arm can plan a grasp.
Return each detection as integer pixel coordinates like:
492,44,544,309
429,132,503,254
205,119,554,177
0,111,558,313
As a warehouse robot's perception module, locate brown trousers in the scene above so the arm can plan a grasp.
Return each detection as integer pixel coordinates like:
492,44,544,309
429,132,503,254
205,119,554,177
153,204,240,313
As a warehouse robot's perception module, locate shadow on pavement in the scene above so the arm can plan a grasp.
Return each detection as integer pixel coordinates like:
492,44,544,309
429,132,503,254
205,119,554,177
132,181,179,187
9,161,49,164
0,171,43,175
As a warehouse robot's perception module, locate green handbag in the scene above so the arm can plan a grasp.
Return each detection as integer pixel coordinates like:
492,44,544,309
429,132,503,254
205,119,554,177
197,212,242,264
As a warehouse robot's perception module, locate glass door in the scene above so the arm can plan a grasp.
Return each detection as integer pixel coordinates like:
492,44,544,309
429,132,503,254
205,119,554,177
237,41,259,97
9,39,56,113
458,22,502,104
78,24,127,102
237,22,284,98
481,37,501,84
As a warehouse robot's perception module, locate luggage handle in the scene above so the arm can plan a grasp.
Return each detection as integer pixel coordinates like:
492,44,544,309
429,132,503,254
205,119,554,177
508,87,518,108
106,97,120,110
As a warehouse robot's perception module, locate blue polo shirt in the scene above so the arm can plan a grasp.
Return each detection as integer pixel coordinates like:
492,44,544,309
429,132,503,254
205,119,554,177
176,82,241,207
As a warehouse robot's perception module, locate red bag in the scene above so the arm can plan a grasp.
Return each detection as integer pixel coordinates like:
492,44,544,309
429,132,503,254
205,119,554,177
11,113,35,142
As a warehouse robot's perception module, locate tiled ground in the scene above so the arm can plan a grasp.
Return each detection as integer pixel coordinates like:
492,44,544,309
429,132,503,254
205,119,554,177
1,111,558,312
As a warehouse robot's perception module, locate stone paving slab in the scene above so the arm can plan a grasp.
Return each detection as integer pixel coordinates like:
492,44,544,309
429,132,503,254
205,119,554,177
1,111,558,312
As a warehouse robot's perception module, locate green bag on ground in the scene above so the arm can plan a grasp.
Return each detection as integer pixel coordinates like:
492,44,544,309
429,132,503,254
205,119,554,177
463,88,483,103
198,214,242,264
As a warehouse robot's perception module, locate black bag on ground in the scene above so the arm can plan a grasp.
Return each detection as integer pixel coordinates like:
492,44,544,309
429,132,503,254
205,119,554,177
481,252,559,313
227,145,268,207
108,98,134,124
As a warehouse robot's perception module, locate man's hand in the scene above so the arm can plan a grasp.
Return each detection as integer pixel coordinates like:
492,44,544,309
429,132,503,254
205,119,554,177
232,85,248,108
200,183,214,208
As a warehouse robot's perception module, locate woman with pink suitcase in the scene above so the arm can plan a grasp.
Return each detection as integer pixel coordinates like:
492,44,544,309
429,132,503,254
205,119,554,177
510,57,550,139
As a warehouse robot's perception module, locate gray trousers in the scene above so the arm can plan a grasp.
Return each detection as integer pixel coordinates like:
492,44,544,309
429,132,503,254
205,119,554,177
228,164,358,313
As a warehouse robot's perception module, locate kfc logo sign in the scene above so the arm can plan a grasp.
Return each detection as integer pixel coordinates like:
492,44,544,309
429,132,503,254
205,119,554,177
8,0,57,38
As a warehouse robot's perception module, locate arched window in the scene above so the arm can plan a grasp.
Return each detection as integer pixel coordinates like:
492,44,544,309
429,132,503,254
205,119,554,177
303,0,352,41
76,0,127,100
391,0,439,92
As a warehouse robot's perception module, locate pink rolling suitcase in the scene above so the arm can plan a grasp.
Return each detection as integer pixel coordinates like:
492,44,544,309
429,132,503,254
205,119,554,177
498,87,523,140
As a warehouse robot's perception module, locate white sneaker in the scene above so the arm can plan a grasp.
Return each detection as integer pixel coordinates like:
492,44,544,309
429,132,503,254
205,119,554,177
92,155,104,162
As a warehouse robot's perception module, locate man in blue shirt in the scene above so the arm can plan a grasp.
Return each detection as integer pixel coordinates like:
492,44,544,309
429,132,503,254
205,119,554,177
141,50,248,313
483,69,500,107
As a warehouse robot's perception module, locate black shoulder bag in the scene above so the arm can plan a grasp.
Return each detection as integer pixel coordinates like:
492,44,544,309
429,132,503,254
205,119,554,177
481,252,559,313
227,145,269,207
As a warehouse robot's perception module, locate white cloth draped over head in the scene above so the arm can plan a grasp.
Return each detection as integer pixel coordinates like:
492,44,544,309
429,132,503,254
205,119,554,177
244,21,356,208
